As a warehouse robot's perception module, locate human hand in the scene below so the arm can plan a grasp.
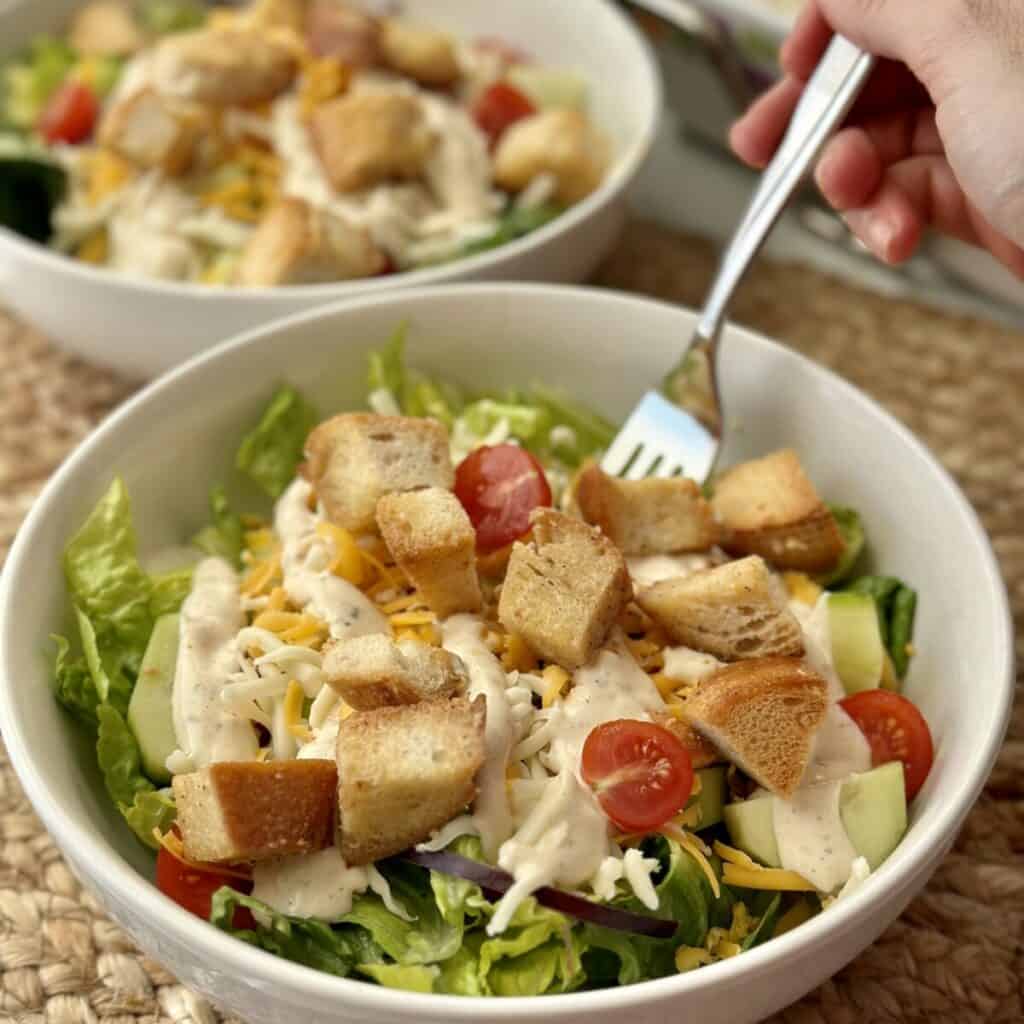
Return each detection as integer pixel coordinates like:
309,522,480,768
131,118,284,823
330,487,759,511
730,0,1024,277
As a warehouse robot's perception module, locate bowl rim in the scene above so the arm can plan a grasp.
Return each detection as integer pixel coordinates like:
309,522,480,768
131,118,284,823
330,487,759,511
0,282,1014,1017
0,0,662,303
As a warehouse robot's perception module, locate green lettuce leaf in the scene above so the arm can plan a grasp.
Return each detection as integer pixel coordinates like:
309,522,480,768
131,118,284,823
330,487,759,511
740,892,782,951
461,399,551,443
435,938,486,995
76,606,133,716
149,567,193,618
52,633,99,728
124,789,177,846
64,478,153,665
210,889,382,977
236,385,319,498
192,486,245,566
460,203,563,258
367,324,408,399
818,506,865,586
97,704,154,808
356,963,439,992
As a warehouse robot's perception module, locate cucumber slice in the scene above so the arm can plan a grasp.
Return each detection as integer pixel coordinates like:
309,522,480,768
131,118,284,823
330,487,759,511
505,65,586,109
687,765,726,831
127,613,180,784
828,592,884,694
723,763,908,874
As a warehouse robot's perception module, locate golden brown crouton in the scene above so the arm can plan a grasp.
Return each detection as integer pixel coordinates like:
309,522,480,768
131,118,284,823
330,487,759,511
575,464,717,556
379,18,460,86
493,109,608,204
711,449,845,573
655,712,722,769
152,28,298,106
376,487,481,617
70,1,145,57
323,634,468,709
235,197,384,286
309,91,434,193
681,657,827,797
637,555,804,662
336,696,486,864
172,760,337,864
98,89,203,177
306,0,381,66
498,508,632,669
304,413,454,532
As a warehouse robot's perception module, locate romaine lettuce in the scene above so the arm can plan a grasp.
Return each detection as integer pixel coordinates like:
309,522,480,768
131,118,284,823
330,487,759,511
192,485,244,566
236,385,319,498
52,633,99,728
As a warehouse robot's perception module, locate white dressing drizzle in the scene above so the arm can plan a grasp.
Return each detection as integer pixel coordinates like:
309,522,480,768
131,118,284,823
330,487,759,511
626,552,722,589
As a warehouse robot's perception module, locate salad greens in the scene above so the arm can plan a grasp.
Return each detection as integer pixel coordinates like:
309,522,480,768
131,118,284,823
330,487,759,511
844,575,918,677
236,385,319,498
193,485,245,567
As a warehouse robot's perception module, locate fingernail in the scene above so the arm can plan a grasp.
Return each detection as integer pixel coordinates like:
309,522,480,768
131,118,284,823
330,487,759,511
869,217,896,261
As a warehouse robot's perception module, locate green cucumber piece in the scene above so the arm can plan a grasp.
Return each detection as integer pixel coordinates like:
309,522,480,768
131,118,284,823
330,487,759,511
723,763,908,873
687,765,726,831
828,592,884,694
127,613,180,784
505,65,586,109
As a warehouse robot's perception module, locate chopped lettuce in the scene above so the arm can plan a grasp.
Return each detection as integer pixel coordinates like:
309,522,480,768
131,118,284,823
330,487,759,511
138,0,206,35
460,203,563,258
52,633,100,728
2,36,76,130
149,567,194,618
739,892,782,951
845,575,917,677
192,485,244,566
819,506,865,586
357,963,439,992
236,385,319,498
124,789,177,844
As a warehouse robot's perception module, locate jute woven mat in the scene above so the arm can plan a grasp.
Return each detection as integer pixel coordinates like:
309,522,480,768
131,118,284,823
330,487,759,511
1,220,1022,1024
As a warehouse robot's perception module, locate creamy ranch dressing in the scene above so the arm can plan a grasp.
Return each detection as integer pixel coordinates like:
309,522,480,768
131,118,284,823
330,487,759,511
441,615,514,859
170,557,259,772
274,479,388,640
626,552,721,589
662,646,722,683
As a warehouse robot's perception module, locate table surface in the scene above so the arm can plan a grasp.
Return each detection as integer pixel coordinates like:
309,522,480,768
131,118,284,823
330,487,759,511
1,220,1022,1024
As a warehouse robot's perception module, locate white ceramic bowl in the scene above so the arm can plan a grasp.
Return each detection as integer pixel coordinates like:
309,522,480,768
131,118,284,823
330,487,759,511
0,284,1012,1024
0,0,660,378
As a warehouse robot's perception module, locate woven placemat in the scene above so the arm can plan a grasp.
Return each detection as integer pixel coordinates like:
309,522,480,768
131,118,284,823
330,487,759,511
1,220,1022,1024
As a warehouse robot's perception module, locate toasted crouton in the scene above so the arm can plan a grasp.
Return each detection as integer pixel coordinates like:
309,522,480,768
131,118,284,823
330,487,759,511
152,28,298,106
172,760,337,864
498,508,632,669
493,109,608,204
70,0,144,57
379,18,460,86
336,695,486,864
323,634,468,709
310,91,435,193
681,657,827,796
305,413,453,532
655,712,722,769
637,555,804,661
376,488,481,617
98,89,203,176
711,449,845,573
575,464,717,555
306,0,381,66
235,198,384,286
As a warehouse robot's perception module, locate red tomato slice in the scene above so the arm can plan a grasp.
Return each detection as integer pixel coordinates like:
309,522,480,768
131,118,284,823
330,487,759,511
472,82,536,146
581,720,694,832
156,847,256,927
454,443,551,553
840,690,934,801
38,81,98,145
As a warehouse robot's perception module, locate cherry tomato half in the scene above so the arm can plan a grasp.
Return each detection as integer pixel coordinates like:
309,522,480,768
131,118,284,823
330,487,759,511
581,720,694,833
454,443,551,553
840,690,934,801
38,81,98,145
472,82,536,146
156,846,256,927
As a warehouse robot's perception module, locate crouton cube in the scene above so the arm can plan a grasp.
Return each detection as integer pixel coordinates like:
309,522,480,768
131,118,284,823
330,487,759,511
336,695,486,864
376,487,481,617
379,18,460,86
172,760,337,864
654,712,722,769
152,28,298,106
98,89,203,177
575,464,717,556
681,657,827,796
493,109,609,204
498,508,632,669
711,449,845,573
304,413,454,532
310,91,435,193
235,197,384,286
70,0,144,57
636,555,804,661
307,0,382,66
323,634,468,709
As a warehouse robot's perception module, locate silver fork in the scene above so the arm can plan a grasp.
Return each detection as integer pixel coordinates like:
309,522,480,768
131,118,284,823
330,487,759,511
601,35,876,484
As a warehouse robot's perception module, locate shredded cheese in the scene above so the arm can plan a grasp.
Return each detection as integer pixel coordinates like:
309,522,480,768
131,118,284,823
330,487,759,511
379,592,426,614
500,632,538,673
675,946,714,972
721,863,816,892
663,824,720,898
241,551,282,597
541,665,570,708
783,572,823,606
87,149,133,205
773,898,816,937
284,679,313,742
712,840,758,869
298,56,350,116
316,522,365,585
77,230,109,265
390,610,436,628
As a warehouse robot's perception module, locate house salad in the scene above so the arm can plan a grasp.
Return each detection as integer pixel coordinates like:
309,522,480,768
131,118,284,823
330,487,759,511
1,0,608,283
51,329,933,995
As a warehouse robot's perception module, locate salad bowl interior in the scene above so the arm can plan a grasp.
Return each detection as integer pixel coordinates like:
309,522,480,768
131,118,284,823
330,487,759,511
0,0,660,377
0,284,1012,1024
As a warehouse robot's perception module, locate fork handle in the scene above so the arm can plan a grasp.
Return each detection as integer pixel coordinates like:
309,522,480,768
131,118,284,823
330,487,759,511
694,36,876,346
